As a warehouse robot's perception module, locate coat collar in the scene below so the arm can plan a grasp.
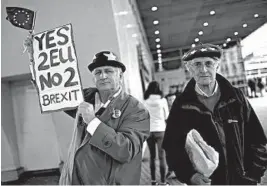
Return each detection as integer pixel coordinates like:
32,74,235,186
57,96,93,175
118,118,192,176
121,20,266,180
83,87,129,115
179,74,240,109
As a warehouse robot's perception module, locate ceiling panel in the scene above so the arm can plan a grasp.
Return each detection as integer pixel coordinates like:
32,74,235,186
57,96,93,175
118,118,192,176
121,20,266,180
136,0,267,54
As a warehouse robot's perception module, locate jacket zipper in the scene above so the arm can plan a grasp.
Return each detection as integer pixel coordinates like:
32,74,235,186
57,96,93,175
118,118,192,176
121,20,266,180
208,112,229,183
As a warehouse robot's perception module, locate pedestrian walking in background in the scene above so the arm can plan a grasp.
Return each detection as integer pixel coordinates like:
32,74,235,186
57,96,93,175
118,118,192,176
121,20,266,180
257,77,265,97
144,81,169,185
164,93,177,179
248,78,257,98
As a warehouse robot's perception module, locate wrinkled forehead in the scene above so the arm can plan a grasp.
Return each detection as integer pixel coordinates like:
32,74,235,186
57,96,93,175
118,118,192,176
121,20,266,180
189,56,219,63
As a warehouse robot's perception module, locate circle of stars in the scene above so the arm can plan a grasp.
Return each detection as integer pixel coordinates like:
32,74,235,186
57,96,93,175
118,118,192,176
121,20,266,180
12,10,31,26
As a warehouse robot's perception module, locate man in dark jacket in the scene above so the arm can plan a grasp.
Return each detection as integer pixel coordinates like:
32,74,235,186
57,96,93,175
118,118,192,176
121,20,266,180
162,43,267,185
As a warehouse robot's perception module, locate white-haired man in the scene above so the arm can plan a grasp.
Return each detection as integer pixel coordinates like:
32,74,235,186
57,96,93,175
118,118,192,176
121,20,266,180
163,44,267,185
24,36,150,185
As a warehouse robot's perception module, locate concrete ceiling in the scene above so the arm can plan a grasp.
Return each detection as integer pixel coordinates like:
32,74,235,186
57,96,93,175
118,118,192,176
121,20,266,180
136,0,267,55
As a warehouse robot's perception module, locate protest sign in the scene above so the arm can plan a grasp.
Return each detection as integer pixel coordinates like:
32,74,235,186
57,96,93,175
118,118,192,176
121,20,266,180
32,23,83,113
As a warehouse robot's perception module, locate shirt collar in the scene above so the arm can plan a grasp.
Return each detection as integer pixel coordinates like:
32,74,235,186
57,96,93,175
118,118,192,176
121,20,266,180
195,81,218,97
94,92,104,113
94,86,122,112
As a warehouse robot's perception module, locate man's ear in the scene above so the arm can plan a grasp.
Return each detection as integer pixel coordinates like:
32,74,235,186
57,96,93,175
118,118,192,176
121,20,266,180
92,76,96,86
215,60,221,71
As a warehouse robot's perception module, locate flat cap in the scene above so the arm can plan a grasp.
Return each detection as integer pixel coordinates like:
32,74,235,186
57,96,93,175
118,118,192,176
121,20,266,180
182,43,222,61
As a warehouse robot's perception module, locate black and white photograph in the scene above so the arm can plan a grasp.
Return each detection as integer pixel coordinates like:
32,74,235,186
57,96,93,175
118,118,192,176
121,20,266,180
1,0,267,185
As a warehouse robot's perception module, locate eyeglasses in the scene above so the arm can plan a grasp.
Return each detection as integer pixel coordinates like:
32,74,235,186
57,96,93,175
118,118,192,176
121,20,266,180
189,60,217,69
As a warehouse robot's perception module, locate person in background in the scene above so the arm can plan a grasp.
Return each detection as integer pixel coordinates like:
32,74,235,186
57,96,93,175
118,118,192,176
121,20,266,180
163,43,267,185
247,78,257,98
165,93,177,111
164,92,177,179
24,36,150,185
257,77,265,97
144,81,169,185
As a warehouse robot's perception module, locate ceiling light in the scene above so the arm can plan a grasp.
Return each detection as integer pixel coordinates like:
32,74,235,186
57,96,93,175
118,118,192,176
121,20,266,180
126,24,133,28
243,23,248,28
151,6,158,11
192,44,196,48
155,38,160,42
157,49,161,53
116,11,128,16
158,56,162,60
158,53,162,57
153,20,159,25
156,44,161,48
223,43,227,47
195,38,199,42
203,22,208,27
132,33,137,38
210,10,215,15
158,58,162,62
198,31,204,35
234,32,238,36
226,38,231,42
154,30,160,35
254,14,259,18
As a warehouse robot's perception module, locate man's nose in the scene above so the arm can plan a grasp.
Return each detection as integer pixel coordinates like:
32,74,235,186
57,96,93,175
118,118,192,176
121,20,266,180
99,72,107,79
199,64,208,72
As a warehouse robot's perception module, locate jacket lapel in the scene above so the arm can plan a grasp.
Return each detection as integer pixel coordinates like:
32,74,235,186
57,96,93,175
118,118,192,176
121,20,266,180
79,90,129,147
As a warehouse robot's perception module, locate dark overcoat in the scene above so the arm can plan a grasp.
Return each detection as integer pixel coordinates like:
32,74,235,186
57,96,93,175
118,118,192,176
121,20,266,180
163,74,267,185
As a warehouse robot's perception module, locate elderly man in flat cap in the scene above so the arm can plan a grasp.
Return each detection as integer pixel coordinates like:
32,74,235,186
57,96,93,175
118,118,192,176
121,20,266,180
162,44,267,185
24,36,150,184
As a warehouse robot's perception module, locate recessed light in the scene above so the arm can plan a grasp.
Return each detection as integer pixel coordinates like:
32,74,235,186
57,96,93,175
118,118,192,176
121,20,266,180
226,38,231,42
243,23,248,28
132,33,137,38
210,10,215,15
157,49,161,53
154,30,160,34
125,24,133,28
153,20,159,25
192,44,196,48
155,38,160,42
195,38,199,42
203,22,208,27
198,31,204,35
254,14,259,18
151,6,158,11
116,11,128,16
223,43,227,47
158,53,162,57
156,44,161,48
234,32,238,36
